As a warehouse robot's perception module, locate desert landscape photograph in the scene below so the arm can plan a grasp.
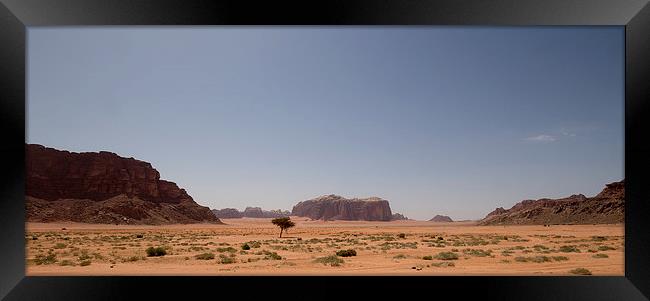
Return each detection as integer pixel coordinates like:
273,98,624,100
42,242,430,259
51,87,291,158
25,27,623,276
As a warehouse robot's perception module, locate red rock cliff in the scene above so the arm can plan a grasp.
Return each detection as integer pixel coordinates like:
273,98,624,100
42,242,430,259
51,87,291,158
26,144,221,224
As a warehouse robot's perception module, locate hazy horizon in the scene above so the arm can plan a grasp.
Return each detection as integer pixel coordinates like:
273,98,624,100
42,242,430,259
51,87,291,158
27,27,624,221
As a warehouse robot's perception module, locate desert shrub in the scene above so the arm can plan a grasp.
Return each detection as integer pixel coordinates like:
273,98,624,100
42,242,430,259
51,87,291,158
79,260,92,266
146,246,167,257
136,234,144,239
54,243,67,249
552,256,569,261
597,246,615,251
434,252,459,260
422,255,433,260
195,253,215,260
591,236,607,241
122,256,146,262
216,247,237,253
397,233,406,239
559,245,580,253
335,249,357,257
430,261,455,267
241,243,251,250
264,251,282,260
393,254,407,259
313,255,344,266
592,253,609,258
569,268,592,275
58,260,75,266
218,254,236,264
462,249,491,257
33,252,57,265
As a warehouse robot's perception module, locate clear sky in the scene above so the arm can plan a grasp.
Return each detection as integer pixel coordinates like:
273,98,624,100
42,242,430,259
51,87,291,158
27,27,624,221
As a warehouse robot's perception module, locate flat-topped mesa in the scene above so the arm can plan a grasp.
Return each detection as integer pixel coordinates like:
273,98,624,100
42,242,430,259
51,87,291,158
479,180,624,226
429,215,453,222
25,144,222,224
291,195,393,221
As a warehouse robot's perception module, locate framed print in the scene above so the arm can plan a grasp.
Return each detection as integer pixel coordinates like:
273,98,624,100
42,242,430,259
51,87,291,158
1,0,649,300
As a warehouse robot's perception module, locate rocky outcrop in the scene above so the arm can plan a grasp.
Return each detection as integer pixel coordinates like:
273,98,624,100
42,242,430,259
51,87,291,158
291,195,393,221
429,215,453,222
391,213,409,221
26,144,222,224
478,180,624,225
211,208,244,219
211,207,291,219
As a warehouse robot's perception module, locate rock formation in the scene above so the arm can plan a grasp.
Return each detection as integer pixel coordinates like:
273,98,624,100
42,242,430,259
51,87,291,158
391,213,409,220
210,208,244,218
429,215,453,222
211,207,291,219
291,194,393,221
478,180,624,225
25,144,222,225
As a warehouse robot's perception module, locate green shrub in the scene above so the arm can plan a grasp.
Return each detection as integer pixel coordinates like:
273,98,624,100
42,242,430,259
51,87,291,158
422,255,433,260
434,252,459,260
336,249,357,257
569,268,592,275
146,246,167,257
313,255,344,266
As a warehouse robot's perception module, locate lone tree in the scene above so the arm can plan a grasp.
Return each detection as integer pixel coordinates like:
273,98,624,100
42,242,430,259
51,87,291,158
271,217,295,238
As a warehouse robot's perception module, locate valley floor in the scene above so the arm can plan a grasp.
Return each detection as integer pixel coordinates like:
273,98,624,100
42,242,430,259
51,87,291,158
25,218,624,276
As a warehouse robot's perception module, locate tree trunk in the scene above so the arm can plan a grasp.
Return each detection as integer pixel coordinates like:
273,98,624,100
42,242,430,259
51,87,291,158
279,228,283,238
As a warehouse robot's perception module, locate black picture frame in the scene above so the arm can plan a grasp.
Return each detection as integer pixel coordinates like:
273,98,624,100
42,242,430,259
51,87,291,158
1,0,649,300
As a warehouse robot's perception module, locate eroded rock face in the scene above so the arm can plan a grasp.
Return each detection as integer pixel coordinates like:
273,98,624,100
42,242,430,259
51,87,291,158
26,144,222,224
479,180,624,225
291,195,393,221
429,215,453,222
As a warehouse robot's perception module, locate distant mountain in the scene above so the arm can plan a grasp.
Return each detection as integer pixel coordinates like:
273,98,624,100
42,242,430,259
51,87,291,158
478,180,624,225
211,207,291,219
429,215,453,222
391,213,410,221
25,144,222,225
291,194,393,221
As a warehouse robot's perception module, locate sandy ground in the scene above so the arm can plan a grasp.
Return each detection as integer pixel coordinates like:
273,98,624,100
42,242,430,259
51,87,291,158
25,218,624,276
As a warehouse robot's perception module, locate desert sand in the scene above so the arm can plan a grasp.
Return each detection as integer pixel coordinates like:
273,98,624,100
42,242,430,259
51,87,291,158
25,218,624,276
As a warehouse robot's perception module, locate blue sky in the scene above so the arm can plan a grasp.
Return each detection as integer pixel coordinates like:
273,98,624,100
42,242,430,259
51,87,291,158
27,27,624,220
